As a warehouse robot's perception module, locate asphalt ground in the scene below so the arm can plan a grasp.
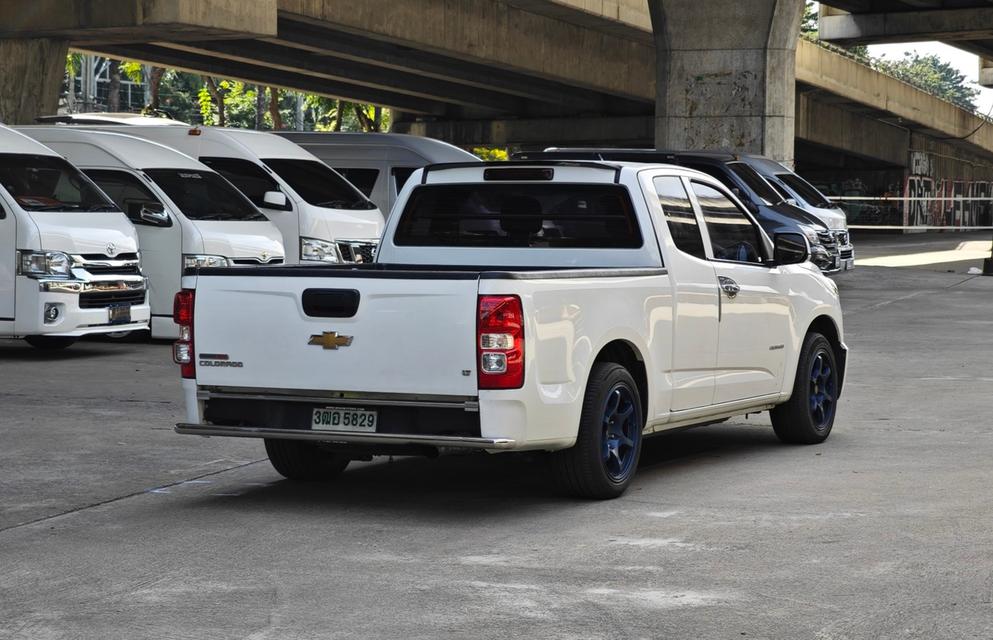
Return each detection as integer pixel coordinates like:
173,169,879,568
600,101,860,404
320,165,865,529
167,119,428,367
1,235,992,639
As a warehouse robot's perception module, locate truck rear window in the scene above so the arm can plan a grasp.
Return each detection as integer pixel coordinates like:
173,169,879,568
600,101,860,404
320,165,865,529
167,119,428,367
393,184,642,248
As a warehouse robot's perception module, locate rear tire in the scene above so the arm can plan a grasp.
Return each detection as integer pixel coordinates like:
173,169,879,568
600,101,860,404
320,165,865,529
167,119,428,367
550,362,644,499
24,335,77,350
264,439,350,481
771,332,838,444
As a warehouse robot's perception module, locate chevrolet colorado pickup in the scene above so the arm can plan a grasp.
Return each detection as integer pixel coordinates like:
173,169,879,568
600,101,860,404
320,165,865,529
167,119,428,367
172,161,847,499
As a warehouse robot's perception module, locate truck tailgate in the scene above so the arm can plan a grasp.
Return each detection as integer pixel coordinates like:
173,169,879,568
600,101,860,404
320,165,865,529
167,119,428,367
191,273,480,396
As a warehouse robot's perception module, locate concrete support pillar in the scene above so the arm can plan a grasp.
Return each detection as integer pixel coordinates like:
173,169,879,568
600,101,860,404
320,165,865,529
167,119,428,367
0,38,68,124
648,0,804,164
980,58,993,89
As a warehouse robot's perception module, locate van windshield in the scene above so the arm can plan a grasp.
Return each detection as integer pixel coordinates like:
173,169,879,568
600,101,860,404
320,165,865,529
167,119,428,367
776,173,833,208
142,168,267,221
262,158,376,210
0,154,119,212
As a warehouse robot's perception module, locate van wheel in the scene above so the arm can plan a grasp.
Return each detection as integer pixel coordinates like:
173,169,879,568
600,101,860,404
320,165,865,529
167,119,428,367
771,332,838,444
264,439,350,481
550,362,644,499
24,336,77,350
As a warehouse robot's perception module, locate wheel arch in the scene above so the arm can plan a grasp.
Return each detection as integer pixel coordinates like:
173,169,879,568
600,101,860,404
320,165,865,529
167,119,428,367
806,314,847,393
592,339,649,418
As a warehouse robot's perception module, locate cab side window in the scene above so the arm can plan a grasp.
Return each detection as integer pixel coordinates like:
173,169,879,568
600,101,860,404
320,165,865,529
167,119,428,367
690,181,763,264
654,176,706,260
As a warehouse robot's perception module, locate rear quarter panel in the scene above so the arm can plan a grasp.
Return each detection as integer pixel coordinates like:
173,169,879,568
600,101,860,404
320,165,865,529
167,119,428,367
478,273,673,449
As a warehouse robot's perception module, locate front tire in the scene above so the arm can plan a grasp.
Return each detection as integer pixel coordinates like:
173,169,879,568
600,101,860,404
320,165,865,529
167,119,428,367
771,332,839,444
264,439,350,481
551,362,644,499
24,335,77,350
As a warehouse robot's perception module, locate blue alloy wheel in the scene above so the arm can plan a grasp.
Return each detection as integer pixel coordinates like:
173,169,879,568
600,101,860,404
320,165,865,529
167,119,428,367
808,349,836,430
601,383,641,482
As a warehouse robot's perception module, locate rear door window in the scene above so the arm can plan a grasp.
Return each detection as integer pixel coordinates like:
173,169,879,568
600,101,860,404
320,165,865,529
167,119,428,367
391,167,417,195
653,176,706,260
394,184,642,248
690,181,763,264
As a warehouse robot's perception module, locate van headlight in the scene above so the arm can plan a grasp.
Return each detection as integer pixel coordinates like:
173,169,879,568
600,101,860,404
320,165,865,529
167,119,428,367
18,250,72,278
797,225,822,247
300,237,340,263
183,254,231,269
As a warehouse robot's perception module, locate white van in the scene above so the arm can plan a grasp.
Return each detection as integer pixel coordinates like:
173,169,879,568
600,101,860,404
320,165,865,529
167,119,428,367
277,132,480,215
85,126,385,265
18,127,284,339
0,125,150,349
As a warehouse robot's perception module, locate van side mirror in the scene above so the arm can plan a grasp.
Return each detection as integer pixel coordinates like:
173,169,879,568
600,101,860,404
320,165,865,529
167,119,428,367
263,190,290,210
773,232,809,265
127,201,170,227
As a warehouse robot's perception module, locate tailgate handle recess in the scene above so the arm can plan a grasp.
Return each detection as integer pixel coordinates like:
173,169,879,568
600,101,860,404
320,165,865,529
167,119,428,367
302,289,360,318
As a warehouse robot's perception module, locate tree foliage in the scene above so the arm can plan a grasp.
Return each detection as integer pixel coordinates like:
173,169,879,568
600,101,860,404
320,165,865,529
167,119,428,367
875,52,980,110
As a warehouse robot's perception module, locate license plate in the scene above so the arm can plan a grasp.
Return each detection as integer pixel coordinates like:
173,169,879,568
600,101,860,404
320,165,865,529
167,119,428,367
312,407,378,432
108,304,131,325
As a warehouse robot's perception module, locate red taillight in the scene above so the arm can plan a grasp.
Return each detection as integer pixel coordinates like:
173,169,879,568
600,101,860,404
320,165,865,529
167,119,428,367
172,289,195,378
477,295,524,389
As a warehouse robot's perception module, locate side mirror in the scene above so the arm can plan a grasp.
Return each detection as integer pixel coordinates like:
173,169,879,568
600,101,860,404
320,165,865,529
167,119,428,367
773,232,809,265
263,190,290,210
128,201,170,227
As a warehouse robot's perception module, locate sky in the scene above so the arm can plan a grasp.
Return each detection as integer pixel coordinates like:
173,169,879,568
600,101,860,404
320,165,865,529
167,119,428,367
868,42,993,115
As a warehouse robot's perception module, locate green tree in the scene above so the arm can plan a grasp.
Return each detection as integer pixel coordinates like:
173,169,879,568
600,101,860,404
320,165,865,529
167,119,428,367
801,1,818,35
876,52,980,110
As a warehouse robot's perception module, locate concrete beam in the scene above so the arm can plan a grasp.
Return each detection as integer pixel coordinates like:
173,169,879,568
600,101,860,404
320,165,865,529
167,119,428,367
91,43,449,115
268,19,632,114
795,91,909,167
157,40,523,114
0,0,277,41
980,57,993,88
393,115,653,148
278,0,654,101
819,8,993,45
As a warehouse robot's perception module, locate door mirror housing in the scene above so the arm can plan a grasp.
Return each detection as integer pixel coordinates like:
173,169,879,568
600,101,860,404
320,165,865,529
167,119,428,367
773,232,809,265
263,190,290,210
127,201,170,227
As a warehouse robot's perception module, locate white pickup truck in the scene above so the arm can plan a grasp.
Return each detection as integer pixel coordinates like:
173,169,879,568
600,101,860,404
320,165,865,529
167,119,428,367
173,161,847,498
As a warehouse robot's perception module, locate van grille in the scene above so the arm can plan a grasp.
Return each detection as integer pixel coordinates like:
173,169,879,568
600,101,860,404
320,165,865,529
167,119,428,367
73,253,142,277
79,289,146,309
230,258,284,266
337,241,377,264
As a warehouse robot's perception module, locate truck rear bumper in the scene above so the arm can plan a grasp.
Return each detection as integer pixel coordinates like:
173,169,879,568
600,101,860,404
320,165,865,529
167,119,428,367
175,422,516,450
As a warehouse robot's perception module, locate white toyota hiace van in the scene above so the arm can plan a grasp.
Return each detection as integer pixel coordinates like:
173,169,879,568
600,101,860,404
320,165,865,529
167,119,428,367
19,127,284,339
0,125,150,349
86,126,385,265
277,132,480,216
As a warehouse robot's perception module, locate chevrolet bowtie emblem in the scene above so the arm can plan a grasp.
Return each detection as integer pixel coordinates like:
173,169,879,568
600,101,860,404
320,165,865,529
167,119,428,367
308,331,353,350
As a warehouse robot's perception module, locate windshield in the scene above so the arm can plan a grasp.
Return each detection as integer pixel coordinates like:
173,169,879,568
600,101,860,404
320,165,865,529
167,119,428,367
199,156,280,208
142,168,267,221
394,184,642,248
726,162,781,205
777,173,833,208
262,158,376,210
0,154,118,212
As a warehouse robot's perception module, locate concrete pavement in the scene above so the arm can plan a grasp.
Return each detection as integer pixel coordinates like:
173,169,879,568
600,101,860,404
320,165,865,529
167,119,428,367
1,255,992,638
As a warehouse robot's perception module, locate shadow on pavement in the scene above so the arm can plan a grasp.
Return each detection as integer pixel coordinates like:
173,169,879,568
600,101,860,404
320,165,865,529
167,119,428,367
183,422,788,516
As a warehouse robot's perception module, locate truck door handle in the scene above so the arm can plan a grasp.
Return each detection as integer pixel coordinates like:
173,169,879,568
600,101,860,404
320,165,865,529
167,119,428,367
718,276,740,299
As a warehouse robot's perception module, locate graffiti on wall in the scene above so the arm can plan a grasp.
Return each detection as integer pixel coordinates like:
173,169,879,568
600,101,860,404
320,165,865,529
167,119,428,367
904,151,993,227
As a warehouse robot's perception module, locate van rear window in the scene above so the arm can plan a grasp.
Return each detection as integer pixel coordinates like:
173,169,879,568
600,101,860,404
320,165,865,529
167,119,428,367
393,184,642,248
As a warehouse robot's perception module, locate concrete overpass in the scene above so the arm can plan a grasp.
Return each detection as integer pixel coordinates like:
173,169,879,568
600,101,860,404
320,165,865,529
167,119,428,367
3,0,993,229
818,1,993,86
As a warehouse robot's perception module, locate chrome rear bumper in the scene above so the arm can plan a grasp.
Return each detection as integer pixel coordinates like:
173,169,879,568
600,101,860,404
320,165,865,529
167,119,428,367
175,423,516,450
